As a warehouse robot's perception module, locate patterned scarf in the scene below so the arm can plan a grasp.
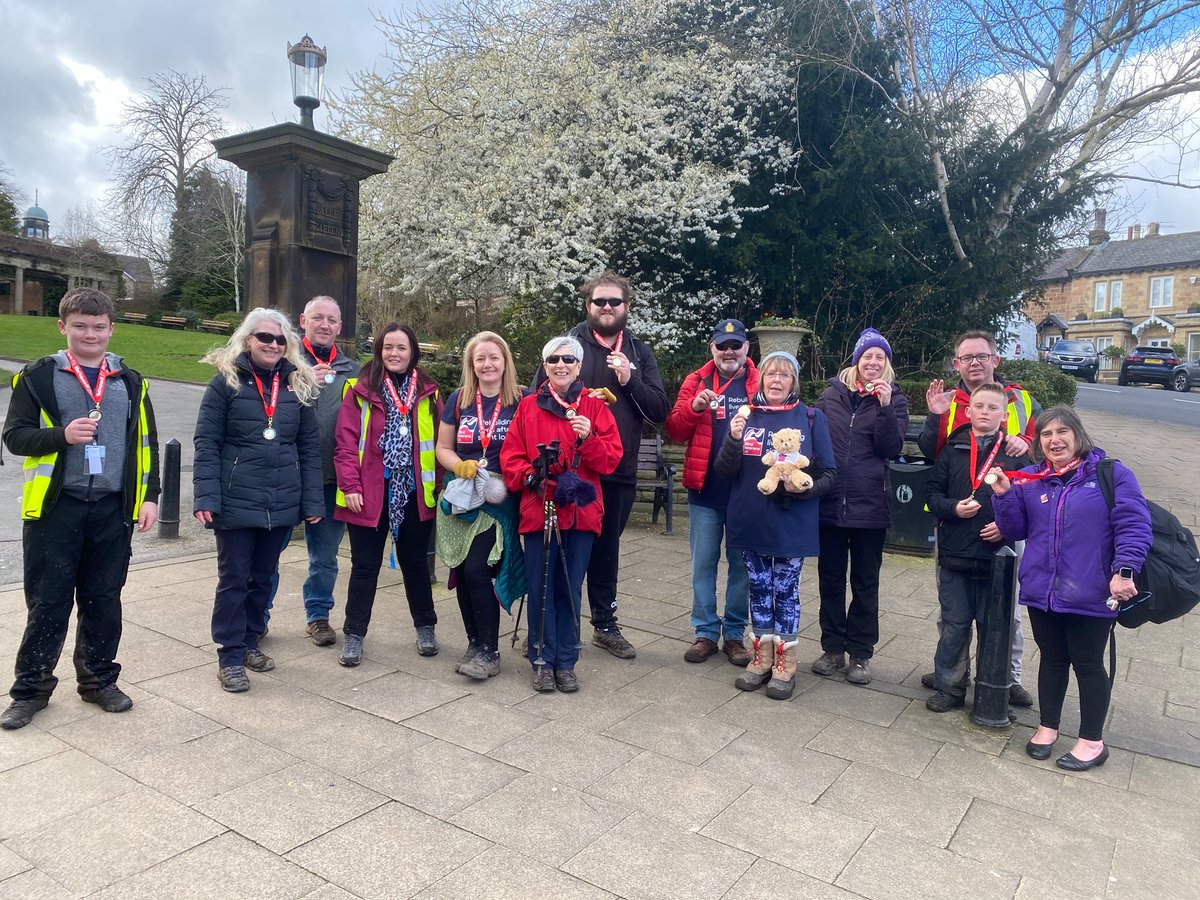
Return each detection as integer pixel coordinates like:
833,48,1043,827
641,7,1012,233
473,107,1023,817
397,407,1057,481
379,372,417,536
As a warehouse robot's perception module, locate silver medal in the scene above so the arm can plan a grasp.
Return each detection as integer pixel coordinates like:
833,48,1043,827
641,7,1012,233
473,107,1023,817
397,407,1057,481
566,408,577,419
478,457,488,469
709,399,720,411
323,372,335,385
263,426,277,441
88,408,103,421
399,423,410,436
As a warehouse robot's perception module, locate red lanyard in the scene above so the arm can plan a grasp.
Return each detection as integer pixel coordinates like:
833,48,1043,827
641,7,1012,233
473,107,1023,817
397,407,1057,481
1008,458,1082,486
969,432,1004,491
252,370,280,426
302,338,336,366
593,330,623,357
547,385,579,418
65,350,110,413
710,369,742,396
474,390,503,451
382,372,417,416
750,399,800,412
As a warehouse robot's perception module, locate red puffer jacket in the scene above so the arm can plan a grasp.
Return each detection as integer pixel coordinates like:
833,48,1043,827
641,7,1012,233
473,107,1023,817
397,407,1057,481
500,385,623,534
664,359,760,491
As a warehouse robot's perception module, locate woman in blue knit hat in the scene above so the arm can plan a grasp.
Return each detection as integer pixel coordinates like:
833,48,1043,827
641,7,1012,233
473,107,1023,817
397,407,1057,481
811,328,909,685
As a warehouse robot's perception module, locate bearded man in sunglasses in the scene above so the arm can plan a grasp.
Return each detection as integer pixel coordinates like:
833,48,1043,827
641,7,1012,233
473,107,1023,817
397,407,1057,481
533,272,668,659
665,318,758,666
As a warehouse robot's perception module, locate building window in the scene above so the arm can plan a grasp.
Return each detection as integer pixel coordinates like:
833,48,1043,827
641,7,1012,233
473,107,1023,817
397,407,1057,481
1147,338,1170,348
1149,276,1174,308
1094,282,1107,312
1189,332,1200,362
1110,281,1123,309
1096,335,1114,369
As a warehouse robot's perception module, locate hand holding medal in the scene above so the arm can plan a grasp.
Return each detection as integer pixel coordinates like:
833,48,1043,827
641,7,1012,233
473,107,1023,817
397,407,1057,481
729,404,751,440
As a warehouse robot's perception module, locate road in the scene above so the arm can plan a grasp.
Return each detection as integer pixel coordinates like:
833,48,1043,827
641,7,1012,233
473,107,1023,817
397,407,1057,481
1074,380,1200,429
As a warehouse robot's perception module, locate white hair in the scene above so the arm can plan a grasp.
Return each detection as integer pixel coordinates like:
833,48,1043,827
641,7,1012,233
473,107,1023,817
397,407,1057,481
542,335,584,360
201,307,318,404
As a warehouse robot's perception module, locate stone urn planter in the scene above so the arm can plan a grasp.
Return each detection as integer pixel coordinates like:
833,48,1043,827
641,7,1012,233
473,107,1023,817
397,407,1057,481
750,324,811,358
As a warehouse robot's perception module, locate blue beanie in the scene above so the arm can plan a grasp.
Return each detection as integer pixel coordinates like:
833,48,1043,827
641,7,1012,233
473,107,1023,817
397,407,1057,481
851,328,892,364
759,351,800,383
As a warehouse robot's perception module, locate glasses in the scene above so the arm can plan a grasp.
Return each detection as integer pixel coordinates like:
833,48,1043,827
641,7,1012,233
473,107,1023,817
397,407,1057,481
252,332,288,346
544,354,579,365
955,353,995,364
590,296,625,308
715,340,744,351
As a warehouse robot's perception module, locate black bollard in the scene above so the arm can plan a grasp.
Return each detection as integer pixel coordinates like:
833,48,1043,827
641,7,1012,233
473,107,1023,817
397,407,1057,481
971,545,1017,728
158,438,181,539
427,518,437,585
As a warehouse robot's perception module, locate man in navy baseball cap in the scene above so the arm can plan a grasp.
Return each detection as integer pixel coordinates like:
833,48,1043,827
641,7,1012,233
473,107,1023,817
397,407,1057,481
711,318,748,344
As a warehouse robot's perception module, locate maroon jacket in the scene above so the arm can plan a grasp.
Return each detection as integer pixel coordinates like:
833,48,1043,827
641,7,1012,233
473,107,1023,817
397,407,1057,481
665,359,760,492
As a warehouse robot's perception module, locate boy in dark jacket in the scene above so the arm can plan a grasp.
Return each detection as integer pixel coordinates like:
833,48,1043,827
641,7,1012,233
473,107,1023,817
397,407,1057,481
924,383,1028,712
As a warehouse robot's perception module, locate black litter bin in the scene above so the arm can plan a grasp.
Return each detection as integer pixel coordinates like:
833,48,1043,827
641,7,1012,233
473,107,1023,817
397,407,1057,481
886,459,935,557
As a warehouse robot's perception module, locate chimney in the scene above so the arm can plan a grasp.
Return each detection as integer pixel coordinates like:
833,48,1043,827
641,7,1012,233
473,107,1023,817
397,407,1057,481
1126,226,1134,240
1087,208,1110,245
1133,224,1143,239
1147,222,1160,237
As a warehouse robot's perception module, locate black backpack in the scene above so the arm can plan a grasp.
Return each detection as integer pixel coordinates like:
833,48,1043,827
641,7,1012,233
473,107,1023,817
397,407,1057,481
1097,458,1200,628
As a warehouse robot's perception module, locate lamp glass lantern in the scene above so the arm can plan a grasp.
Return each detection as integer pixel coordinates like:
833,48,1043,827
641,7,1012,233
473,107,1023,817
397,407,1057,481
288,34,327,129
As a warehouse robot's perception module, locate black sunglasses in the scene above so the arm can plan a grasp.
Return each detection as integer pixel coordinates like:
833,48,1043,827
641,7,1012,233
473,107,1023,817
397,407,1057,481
544,354,579,365
252,332,288,346
715,340,744,351
590,297,625,308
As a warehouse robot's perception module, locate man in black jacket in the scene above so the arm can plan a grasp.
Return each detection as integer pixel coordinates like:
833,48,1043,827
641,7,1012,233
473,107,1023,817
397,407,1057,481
1,288,160,729
534,273,668,658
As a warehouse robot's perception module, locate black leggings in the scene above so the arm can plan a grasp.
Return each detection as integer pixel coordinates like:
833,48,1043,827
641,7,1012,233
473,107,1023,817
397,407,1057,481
1027,607,1113,741
455,529,500,649
344,494,435,637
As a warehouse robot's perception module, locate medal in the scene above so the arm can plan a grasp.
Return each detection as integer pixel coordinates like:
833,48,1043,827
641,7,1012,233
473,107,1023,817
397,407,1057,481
323,372,335,385
399,423,410,437
566,408,577,419
88,408,103,421
478,457,488,469
474,390,504,460
382,372,418,438
708,368,743,414
709,399,720,411
66,350,111,425
738,405,751,418
984,472,998,485
252,369,281,447
263,427,277,441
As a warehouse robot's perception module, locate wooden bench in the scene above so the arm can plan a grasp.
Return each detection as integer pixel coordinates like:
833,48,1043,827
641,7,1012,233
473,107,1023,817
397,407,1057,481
121,312,147,325
200,319,231,334
159,315,188,329
635,434,676,534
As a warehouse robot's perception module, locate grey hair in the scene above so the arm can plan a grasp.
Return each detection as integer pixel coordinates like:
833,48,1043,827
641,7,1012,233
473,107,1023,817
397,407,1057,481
201,307,319,405
542,335,584,361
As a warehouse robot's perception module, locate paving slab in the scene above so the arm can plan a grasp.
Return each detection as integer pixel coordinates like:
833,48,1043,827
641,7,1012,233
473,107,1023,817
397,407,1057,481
402,693,548,753
416,845,616,899
723,858,864,899
700,728,849,801
806,714,942,778
0,844,33,881
266,707,433,779
835,830,1019,900
601,704,743,765
0,868,75,899
0,748,135,840
487,720,641,790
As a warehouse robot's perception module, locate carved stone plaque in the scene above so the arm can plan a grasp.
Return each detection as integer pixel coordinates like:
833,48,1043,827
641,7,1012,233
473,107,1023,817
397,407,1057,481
302,164,355,253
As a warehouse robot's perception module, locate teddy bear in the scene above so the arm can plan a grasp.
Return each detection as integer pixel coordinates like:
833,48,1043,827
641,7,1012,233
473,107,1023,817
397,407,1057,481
757,427,814,495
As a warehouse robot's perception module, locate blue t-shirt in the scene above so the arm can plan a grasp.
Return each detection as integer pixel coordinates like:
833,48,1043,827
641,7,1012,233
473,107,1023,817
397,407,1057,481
441,388,520,470
691,373,750,510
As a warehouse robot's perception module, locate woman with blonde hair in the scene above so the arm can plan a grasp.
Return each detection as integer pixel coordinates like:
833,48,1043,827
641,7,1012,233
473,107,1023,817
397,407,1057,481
193,307,324,692
435,331,526,679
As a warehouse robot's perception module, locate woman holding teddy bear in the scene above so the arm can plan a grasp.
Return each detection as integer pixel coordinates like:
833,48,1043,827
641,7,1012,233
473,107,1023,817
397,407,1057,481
715,351,836,700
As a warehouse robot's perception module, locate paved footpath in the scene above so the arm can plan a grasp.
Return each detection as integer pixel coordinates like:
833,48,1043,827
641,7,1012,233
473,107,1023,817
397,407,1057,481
0,407,1196,898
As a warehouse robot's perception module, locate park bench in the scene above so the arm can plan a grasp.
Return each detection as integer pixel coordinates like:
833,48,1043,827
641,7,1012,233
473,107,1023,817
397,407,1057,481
635,434,675,534
121,312,147,325
159,316,188,329
200,319,230,334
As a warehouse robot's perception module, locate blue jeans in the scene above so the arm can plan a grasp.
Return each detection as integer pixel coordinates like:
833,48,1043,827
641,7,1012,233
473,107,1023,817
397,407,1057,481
302,484,346,622
688,502,749,642
524,529,592,670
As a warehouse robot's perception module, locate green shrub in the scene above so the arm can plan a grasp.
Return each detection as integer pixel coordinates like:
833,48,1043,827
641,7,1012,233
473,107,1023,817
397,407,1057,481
175,309,204,330
215,311,244,327
145,309,164,327
421,358,463,399
997,359,1077,408
1110,306,1125,318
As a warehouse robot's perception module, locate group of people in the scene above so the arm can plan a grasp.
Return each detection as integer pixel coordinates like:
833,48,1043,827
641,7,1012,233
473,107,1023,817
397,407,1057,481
0,285,1155,776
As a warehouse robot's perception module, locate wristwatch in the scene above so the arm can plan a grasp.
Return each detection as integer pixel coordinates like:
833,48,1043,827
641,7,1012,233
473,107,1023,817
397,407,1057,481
1117,567,1134,580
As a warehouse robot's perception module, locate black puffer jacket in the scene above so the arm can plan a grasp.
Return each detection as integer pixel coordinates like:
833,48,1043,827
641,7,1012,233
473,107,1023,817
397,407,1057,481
193,354,323,530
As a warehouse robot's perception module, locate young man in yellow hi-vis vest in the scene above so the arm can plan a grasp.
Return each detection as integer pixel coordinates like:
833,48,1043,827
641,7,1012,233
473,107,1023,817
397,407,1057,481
1,288,159,729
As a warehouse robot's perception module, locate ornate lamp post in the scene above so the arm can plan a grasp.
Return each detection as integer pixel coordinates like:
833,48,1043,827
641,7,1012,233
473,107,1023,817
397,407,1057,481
287,35,327,130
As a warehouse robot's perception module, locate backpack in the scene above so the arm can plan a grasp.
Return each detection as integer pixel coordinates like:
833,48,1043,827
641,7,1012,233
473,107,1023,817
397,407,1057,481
1097,458,1200,628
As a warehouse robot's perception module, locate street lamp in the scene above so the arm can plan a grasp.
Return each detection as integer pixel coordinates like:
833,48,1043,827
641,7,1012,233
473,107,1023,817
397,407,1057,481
287,34,327,129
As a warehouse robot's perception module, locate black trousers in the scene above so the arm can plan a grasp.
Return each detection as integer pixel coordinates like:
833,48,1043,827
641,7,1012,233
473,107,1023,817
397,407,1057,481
344,494,435,637
454,528,500,649
1028,607,1113,741
11,493,132,701
817,524,887,659
586,480,636,631
212,525,292,667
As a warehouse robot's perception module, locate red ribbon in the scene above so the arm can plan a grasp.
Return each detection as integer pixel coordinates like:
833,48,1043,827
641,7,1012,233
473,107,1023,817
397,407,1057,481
969,432,1004,492
252,370,280,427
474,390,503,453
382,372,417,417
302,337,337,366
65,349,110,413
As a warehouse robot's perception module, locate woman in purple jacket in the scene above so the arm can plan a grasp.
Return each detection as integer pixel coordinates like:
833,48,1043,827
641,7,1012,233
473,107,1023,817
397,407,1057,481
990,406,1151,772
811,329,908,686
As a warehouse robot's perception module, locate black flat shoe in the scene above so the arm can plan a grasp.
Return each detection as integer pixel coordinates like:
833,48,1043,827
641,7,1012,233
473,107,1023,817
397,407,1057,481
1025,740,1055,760
1056,745,1109,771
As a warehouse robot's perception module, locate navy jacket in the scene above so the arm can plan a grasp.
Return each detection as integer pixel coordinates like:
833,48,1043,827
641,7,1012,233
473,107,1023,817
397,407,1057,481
816,378,908,529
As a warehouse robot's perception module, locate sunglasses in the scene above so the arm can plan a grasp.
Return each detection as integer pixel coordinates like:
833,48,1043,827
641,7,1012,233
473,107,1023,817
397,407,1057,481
252,332,288,346
715,340,745,351
590,296,625,308
544,355,579,365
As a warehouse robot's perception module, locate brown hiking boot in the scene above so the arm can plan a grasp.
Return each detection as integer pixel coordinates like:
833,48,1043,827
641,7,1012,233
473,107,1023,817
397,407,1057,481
722,638,752,667
307,619,336,646
766,641,798,700
684,637,719,663
735,635,775,691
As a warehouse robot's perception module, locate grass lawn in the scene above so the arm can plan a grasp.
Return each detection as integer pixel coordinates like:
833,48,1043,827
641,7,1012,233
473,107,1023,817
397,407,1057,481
0,315,224,383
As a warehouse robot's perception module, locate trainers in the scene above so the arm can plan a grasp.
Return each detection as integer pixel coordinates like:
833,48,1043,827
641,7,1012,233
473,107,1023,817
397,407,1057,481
592,628,636,659
459,650,501,681
80,684,133,712
846,657,872,685
531,666,556,692
307,619,336,647
554,669,579,693
925,691,965,713
722,639,752,667
415,625,439,657
458,640,481,668
811,651,846,676
922,671,970,690
0,697,49,730
1009,684,1034,707
218,665,250,693
684,637,719,663
340,633,364,667
244,648,275,672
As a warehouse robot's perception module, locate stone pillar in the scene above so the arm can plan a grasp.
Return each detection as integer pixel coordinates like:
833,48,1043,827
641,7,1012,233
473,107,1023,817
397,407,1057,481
213,124,392,346
13,263,24,315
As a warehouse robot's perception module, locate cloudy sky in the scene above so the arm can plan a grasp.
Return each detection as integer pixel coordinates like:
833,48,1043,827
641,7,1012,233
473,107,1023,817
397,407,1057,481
1,0,1197,240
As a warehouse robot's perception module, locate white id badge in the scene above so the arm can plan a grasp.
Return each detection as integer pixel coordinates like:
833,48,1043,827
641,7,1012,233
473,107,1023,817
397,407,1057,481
84,444,106,476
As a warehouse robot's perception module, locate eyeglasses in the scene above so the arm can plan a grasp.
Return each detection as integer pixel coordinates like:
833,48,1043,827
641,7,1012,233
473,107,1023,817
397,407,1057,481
252,332,288,346
544,355,579,365
715,340,744,351
955,353,995,364
590,296,625,308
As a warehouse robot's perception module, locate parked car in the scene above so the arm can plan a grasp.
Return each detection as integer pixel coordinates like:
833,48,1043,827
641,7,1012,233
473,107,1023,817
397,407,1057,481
1117,346,1195,389
1047,339,1099,383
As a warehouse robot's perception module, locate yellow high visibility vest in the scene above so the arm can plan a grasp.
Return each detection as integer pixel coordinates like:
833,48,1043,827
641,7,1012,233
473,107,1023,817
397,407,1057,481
946,385,1033,441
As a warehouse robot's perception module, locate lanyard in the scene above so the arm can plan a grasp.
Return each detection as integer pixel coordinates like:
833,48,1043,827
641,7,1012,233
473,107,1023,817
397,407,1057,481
547,385,579,418
474,390,503,452
65,350,110,415
710,369,743,397
750,399,800,413
969,432,1004,492
252,370,280,427
302,338,337,366
593,330,623,357
382,372,417,417
1008,458,1082,486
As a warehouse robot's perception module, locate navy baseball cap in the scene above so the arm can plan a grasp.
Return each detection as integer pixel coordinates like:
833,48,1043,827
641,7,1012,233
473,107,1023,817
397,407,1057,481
712,319,748,343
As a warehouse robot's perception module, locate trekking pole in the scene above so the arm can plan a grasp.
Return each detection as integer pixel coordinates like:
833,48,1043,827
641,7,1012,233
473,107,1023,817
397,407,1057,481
549,495,583,651
530,441,560,668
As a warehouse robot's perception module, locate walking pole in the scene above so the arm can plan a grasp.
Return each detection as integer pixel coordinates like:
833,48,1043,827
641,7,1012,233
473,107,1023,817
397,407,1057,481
531,442,559,668
549,498,583,651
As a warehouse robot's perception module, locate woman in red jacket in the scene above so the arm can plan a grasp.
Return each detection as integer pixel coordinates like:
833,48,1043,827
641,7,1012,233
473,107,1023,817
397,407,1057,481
501,336,622,693
334,323,443,666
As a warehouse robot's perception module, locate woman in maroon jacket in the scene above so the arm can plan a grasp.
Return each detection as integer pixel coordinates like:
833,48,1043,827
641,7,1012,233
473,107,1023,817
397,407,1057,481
812,329,908,686
501,336,622,693
334,323,443,666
